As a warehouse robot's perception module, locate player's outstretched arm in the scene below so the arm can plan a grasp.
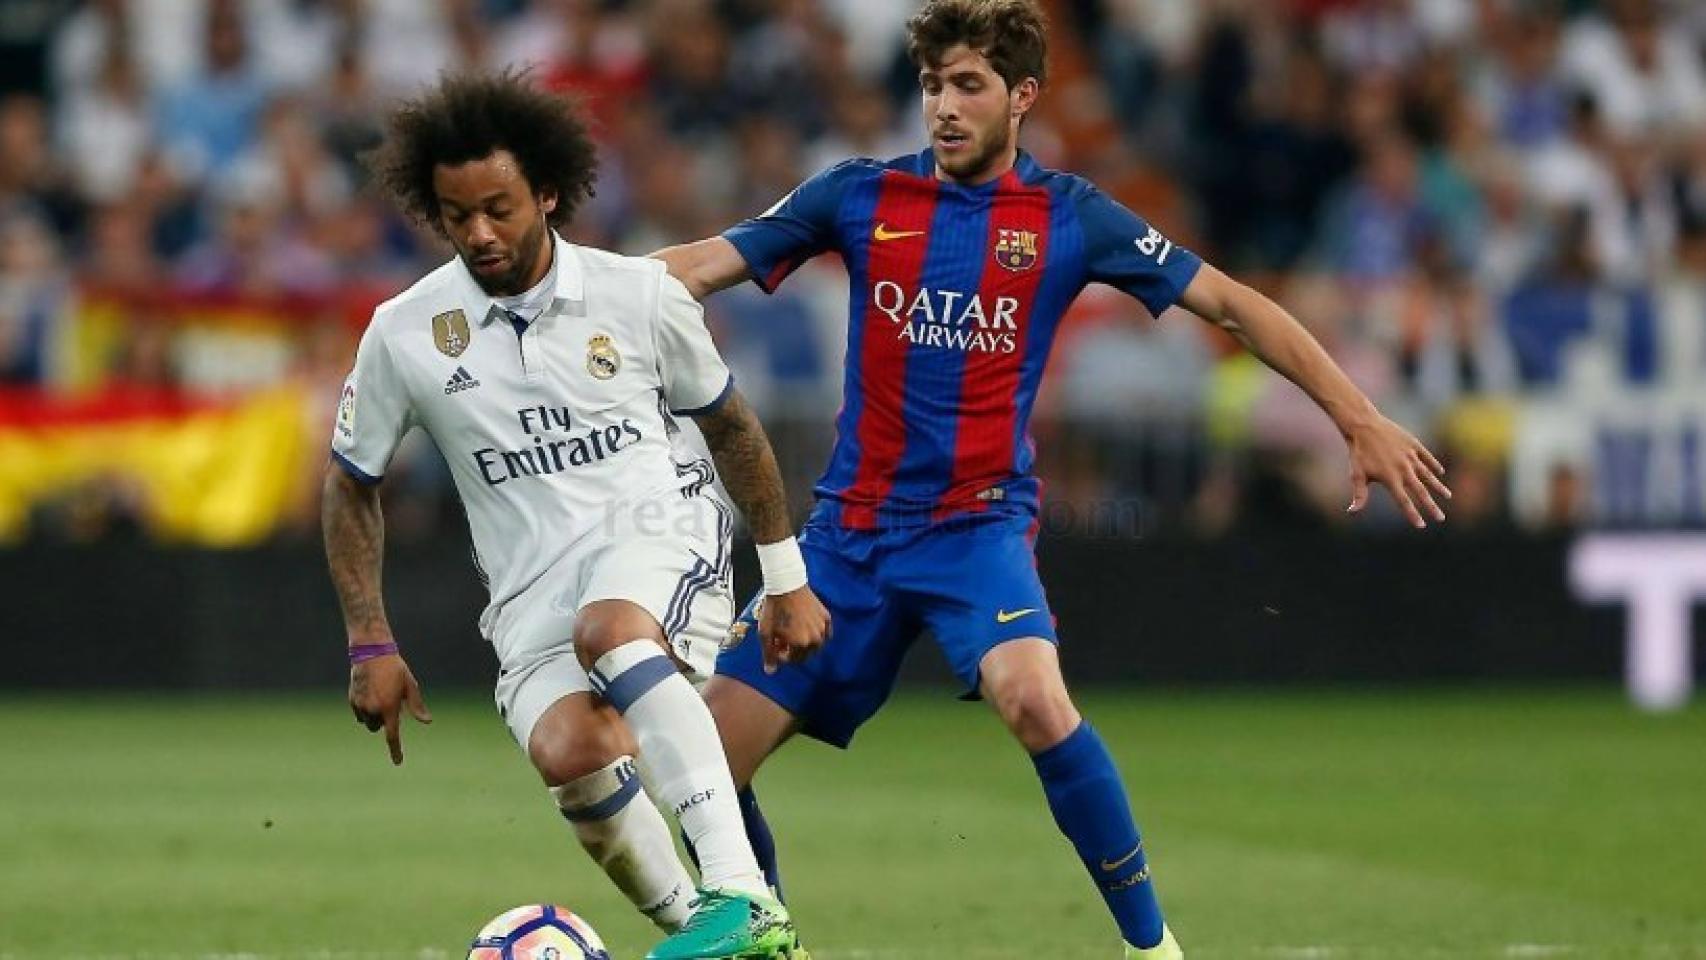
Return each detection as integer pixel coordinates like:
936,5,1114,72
322,463,431,764
692,389,831,671
651,237,750,301
1177,265,1452,529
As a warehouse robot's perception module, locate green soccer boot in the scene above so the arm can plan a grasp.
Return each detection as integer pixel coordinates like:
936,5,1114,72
645,888,803,960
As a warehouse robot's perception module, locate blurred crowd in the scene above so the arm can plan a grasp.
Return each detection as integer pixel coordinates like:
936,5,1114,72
2,0,1705,543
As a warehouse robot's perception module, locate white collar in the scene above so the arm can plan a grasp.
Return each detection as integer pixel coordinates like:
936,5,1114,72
457,231,585,326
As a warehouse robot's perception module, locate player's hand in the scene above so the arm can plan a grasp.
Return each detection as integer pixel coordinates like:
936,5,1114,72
758,586,832,675
1345,415,1452,529
348,652,432,765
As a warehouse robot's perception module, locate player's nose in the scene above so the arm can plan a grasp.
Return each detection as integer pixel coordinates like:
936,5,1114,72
466,215,498,247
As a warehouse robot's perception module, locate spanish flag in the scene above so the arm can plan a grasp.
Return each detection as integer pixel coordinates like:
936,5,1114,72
0,385,312,546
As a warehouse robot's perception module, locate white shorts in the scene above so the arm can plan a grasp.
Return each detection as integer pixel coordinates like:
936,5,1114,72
488,495,735,750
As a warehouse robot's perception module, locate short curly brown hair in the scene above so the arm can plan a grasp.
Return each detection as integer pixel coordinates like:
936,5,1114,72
905,0,1049,91
366,70,597,235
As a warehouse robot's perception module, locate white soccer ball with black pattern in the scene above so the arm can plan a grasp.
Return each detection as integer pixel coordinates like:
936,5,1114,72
466,904,611,960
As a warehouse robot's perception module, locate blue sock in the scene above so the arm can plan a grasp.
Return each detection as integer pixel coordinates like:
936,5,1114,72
739,787,784,901
1032,722,1164,949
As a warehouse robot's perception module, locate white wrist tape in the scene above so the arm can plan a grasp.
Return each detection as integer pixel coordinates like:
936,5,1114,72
755,537,808,595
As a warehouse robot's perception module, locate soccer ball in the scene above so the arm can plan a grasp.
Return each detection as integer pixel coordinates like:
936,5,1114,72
466,904,611,960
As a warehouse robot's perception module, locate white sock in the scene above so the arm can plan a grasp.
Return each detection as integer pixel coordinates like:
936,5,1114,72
591,642,768,898
552,756,694,931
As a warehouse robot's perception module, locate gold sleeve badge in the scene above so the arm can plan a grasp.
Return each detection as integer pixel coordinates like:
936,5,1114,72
432,309,471,357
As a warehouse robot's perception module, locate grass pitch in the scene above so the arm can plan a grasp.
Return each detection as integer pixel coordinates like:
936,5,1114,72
1,690,1703,959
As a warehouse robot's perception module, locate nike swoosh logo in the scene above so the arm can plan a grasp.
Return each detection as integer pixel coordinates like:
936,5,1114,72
873,222,925,241
995,607,1038,624
1100,841,1144,872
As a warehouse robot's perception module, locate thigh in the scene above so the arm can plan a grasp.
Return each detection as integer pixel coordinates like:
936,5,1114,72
715,526,918,749
495,644,597,755
896,512,1059,693
578,496,734,682
487,549,586,669
494,545,680,751
703,674,798,788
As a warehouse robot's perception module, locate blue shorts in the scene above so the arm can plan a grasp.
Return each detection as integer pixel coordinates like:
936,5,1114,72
716,505,1058,748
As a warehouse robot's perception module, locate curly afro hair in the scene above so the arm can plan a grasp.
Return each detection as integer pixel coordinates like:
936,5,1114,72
367,69,597,235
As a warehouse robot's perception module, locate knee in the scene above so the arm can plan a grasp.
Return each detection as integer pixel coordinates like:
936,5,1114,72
573,600,664,671
529,713,631,787
573,629,621,672
991,676,1082,753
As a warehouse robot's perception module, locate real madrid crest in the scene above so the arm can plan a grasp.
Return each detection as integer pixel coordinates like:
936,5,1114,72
431,309,471,357
586,333,621,380
994,228,1039,272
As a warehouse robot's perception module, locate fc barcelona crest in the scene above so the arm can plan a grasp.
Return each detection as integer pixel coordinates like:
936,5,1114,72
724,617,751,650
724,598,763,650
586,333,621,380
994,228,1039,271
431,309,471,357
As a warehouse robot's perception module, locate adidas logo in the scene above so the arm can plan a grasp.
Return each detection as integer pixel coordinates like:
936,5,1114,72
444,366,481,394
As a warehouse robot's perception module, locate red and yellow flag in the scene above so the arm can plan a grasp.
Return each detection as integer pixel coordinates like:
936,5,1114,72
0,385,313,546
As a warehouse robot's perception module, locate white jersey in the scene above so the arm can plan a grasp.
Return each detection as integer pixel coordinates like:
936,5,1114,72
332,233,734,630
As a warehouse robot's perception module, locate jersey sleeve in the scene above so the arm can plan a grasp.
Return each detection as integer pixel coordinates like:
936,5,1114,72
329,317,414,484
721,161,850,293
1076,185,1203,318
654,270,734,416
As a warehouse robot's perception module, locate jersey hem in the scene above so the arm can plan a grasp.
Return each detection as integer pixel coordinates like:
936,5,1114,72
330,449,382,486
669,374,735,417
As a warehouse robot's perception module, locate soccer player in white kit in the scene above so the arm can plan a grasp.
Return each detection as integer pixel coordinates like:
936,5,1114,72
321,72,828,960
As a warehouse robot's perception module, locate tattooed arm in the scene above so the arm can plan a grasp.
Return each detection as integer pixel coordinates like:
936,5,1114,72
692,388,793,545
323,463,429,764
323,463,391,642
693,389,831,670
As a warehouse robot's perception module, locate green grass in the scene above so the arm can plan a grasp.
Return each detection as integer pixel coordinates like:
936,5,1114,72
2,690,1704,959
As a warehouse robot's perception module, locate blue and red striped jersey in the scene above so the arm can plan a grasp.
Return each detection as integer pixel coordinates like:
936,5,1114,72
724,148,1203,530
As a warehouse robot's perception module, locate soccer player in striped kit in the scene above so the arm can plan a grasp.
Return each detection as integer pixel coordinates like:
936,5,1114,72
658,1,1451,956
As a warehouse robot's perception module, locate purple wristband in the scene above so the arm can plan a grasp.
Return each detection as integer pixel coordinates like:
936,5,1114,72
348,642,399,665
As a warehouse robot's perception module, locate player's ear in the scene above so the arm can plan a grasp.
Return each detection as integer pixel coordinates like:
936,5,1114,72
537,188,559,217
1011,76,1039,121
